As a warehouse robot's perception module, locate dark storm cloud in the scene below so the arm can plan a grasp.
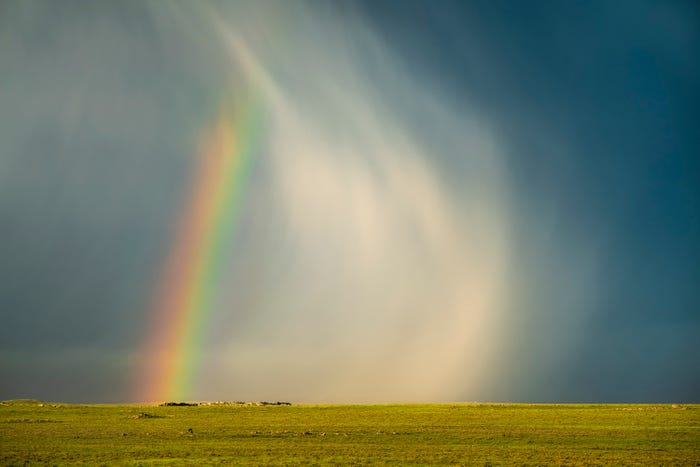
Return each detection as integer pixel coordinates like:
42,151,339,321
360,0,700,401
0,0,228,401
1,0,698,403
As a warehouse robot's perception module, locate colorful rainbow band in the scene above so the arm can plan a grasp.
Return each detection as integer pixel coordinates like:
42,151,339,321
136,89,263,402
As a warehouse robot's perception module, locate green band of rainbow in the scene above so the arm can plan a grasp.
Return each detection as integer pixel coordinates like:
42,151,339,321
136,89,263,402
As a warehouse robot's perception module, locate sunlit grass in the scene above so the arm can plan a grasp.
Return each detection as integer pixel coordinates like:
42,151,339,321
1,400,698,465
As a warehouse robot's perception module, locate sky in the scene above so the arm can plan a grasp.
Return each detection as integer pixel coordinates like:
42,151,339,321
0,0,698,404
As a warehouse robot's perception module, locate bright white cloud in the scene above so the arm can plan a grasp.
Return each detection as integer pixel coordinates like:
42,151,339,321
196,6,512,402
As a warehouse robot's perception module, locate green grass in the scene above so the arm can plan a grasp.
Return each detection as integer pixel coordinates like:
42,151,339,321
1,400,698,465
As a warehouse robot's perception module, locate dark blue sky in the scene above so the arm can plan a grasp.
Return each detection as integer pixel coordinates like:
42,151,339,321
358,0,700,401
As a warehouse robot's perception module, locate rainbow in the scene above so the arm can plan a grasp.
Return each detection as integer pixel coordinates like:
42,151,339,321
135,89,263,403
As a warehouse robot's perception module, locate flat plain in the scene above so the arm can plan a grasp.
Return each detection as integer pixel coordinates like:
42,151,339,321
1,400,698,465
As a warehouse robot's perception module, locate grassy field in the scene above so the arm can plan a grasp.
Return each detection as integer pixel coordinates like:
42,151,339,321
1,400,698,465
